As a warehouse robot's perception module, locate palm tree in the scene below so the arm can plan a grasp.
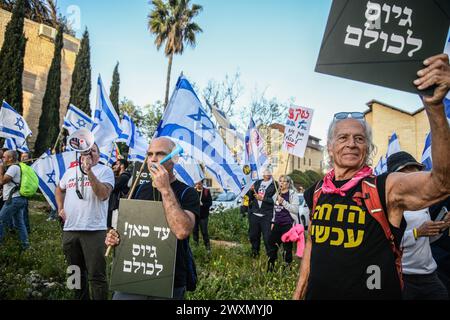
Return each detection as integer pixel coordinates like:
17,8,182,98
147,0,203,108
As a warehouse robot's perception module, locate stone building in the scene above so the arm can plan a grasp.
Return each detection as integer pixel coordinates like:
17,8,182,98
0,8,80,151
364,99,429,163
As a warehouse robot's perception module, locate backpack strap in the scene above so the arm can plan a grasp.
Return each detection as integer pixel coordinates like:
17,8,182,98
311,181,323,221
361,176,404,289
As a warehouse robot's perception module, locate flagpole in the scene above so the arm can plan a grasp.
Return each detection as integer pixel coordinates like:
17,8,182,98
51,128,64,154
105,153,149,257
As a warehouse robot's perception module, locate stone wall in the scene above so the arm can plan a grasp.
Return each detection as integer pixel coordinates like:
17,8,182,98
0,8,80,152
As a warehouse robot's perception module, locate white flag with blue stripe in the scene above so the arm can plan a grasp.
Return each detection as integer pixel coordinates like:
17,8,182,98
386,132,401,157
63,104,94,135
32,152,78,210
421,38,450,170
245,117,269,180
174,155,205,187
374,157,383,175
3,137,30,153
155,75,251,195
0,101,32,146
421,97,450,171
92,75,122,147
119,113,149,162
99,143,117,166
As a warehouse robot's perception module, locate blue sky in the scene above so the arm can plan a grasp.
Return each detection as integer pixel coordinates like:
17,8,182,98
58,0,448,141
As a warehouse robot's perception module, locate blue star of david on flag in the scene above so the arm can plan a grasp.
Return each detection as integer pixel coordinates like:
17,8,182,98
46,170,56,186
76,119,87,128
15,117,25,131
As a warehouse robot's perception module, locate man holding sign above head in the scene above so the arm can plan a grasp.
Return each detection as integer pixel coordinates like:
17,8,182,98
106,137,200,300
293,54,450,300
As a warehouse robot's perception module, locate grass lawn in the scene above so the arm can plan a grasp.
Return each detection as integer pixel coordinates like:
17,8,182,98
0,201,301,300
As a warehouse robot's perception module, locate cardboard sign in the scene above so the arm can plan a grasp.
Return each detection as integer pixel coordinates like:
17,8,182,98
316,0,450,95
282,106,314,158
109,199,177,298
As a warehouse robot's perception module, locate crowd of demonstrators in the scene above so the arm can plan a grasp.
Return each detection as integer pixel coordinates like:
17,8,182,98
107,158,131,229
386,151,449,300
106,137,200,300
55,143,115,300
267,175,299,271
193,179,212,253
246,169,278,258
0,150,29,250
293,53,450,300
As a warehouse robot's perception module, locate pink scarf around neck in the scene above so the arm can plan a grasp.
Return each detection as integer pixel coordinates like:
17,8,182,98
322,166,373,196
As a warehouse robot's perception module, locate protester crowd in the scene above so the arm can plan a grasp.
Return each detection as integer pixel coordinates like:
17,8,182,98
0,53,449,301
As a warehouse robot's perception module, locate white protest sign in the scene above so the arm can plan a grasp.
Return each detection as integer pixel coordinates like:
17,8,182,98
282,106,314,158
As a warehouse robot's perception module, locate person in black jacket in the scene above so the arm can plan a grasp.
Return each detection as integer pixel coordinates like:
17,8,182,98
107,159,131,228
247,168,278,258
193,180,212,252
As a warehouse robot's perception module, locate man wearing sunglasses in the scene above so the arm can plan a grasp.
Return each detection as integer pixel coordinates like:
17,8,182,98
293,53,450,300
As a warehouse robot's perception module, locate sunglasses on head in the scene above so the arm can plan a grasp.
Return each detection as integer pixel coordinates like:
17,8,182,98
333,112,365,120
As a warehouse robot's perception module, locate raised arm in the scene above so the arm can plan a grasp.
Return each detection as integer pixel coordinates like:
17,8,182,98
387,54,450,220
150,163,196,240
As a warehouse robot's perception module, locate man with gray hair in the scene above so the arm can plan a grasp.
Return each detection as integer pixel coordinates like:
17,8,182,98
247,168,278,258
0,150,29,250
293,53,450,300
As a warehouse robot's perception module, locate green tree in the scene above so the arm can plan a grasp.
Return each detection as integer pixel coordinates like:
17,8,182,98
34,24,63,156
69,28,91,115
147,0,203,108
109,62,120,115
0,0,26,114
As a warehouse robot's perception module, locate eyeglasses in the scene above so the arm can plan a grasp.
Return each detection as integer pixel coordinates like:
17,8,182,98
333,112,365,120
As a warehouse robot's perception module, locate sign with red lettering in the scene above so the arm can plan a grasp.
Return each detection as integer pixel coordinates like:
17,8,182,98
282,106,314,158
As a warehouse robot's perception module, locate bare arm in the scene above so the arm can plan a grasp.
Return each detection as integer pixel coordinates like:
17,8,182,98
150,163,196,240
161,187,196,239
293,224,312,300
87,169,112,201
387,54,450,223
55,186,66,221
0,164,13,185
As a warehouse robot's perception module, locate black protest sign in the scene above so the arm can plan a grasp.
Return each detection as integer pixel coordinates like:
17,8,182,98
110,199,177,298
315,0,450,95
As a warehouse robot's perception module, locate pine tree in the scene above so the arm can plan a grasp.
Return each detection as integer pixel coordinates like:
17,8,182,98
69,28,91,115
109,62,120,114
34,24,63,156
0,0,27,114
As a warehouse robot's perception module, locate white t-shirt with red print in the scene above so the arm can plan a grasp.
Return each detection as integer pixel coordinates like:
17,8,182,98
60,164,115,231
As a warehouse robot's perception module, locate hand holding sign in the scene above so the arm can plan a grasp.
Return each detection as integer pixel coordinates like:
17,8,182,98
414,53,450,105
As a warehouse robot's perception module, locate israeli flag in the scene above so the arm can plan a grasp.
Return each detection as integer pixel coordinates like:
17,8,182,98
99,143,117,166
174,155,205,187
0,101,32,146
155,75,251,196
63,104,94,135
92,75,122,147
120,113,149,162
421,97,450,171
32,152,78,210
245,117,269,180
386,132,401,157
3,137,30,153
374,157,384,175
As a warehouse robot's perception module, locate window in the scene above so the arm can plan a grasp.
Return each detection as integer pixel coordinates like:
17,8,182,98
309,159,312,166
298,157,301,169
304,158,306,166
204,179,212,187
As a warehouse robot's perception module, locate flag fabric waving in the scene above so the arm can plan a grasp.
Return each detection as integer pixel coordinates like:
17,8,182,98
0,101,32,146
155,75,251,196
3,137,30,153
245,117,269,180
63,104,94,136
32,152,78,210
92,75,122,147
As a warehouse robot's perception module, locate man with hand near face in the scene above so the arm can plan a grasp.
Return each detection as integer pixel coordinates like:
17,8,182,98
55,143,114,300
106,137,200,300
